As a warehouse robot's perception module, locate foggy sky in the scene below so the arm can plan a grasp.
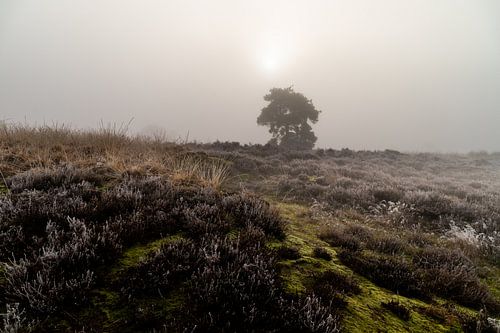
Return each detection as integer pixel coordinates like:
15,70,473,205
1,0,499,152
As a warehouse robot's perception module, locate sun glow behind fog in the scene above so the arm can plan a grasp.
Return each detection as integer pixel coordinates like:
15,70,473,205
256,32,298,76
260,48,281,73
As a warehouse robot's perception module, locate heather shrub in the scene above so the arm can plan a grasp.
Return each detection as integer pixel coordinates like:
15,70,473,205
405,232,435,248
283,151,320,161
4,217,119,315
277,246,302,260
238,226,267,249
319,224,373,251
415,305,451,325
339,247,499,312
5,164,108,193
369,200,418,226
343,224,374,242
413,248,498,312
312,247,332,261
338,250,429,300
365,234,407,255
326,186,374,209
381,300,411,321
309,270,361,305
276,178,328,202
221,193,286,239
278,295,340,333
403,191,480,223
0,182,101,259
413,248,475,273
372,188,403,203
184,237,280,331
319,227,362,252
120,239,200,298
5,261,95,316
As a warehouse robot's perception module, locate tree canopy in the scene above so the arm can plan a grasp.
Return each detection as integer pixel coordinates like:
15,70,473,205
257,87,320,150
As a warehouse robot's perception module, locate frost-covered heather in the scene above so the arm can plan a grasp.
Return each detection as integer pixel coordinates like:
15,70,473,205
0,166,341,332
198,144,500,261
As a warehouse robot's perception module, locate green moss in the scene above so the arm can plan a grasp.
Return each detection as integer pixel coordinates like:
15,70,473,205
343,283,458,333
109,234,184,277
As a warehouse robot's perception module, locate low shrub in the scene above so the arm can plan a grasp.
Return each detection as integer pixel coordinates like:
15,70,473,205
222,193,286,240
277,246,302,260
310,270,361,299
405,232,435,248
339,247,499,313
312,247,332,261
338,250,429,300
343,224,374,242
319,228,362,252
5,164,109,193
413,248,498,312
381,300,411,321
120,240,200,298
372,188,403,203
366,235,407,255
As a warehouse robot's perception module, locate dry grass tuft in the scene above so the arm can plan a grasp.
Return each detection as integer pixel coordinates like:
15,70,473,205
168,155,231,188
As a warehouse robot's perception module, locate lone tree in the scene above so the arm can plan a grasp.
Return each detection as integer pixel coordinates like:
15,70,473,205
257,87,320,150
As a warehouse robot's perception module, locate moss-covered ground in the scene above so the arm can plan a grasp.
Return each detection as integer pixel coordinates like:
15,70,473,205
271,200,482,333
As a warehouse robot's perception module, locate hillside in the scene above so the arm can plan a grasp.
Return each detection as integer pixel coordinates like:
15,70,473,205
1,125,500,332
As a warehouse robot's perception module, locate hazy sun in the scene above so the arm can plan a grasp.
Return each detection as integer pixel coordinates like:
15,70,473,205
261,47,283,73
255,32,297,75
